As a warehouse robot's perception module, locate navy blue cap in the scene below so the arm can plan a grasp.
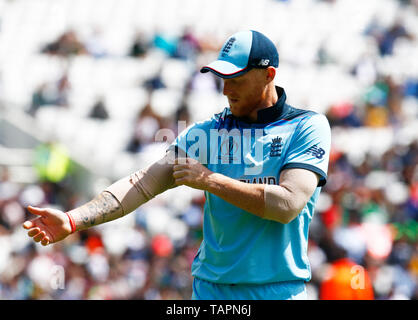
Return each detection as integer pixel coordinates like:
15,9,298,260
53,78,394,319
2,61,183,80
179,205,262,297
200,30,279,79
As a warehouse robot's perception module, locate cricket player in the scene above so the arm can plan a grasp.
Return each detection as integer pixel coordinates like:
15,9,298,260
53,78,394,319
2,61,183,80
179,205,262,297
23,30,331,300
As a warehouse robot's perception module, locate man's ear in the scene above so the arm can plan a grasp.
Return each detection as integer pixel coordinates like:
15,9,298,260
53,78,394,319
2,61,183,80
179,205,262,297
266,67,276,82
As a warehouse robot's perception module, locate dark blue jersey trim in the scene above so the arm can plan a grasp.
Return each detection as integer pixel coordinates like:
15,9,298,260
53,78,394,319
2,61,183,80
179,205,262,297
281,162,327,187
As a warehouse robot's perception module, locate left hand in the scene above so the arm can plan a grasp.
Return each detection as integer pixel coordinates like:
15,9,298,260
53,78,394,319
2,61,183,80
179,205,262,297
172,157,212,190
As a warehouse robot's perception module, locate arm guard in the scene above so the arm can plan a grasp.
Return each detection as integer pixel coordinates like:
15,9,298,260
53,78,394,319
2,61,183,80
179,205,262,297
263,168,319,223
104,152,176,215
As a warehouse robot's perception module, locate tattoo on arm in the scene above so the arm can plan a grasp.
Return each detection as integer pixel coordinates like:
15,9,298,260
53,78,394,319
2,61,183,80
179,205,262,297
71,191,124,231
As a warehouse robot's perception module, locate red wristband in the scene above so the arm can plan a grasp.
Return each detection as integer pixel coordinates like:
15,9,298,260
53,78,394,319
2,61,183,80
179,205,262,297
65,211,76,233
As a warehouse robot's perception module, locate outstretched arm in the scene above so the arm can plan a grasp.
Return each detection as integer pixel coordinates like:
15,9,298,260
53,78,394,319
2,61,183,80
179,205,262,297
23,151,176,246
23,191,123,246
67,190,124,231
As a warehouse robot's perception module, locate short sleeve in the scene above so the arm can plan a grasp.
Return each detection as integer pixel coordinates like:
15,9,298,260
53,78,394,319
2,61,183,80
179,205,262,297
167,118,214,164
281,113,331,187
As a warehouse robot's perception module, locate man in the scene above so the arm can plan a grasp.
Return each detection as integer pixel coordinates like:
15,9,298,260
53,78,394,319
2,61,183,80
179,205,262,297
23,30,331,300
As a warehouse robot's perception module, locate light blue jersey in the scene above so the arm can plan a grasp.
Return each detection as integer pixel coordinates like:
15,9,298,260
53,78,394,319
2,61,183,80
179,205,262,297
170,86,331,286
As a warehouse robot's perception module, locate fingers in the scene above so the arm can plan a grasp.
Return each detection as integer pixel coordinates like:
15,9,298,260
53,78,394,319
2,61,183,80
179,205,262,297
173,167,189,186
25,226,51,246
172,169,187,179
23,206,58,246
173,164,188,171
173,164,190,180
27,206,47,217
23,220,35,229
174,157,198,165
173,159,199,172
33,230,46,242
174,157,189,165
27,227,40,237
41,237,50,246
174,178,186,186
23,220,50,245
172,158,205,188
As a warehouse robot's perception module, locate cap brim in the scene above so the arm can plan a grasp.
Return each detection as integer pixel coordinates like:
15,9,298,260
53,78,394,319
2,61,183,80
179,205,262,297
200,60,249,79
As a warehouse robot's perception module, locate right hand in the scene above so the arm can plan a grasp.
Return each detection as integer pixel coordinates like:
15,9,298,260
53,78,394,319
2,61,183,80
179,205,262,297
22,206,73,246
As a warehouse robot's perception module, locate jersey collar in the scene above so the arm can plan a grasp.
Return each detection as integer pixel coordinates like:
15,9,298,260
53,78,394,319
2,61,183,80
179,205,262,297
255,86,286,123
233,86,287,124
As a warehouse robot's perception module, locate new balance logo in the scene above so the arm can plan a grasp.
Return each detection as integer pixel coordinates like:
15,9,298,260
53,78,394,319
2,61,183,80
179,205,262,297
305,145,325,159
259,59,270,66
270,136,282,157
221,37,236,57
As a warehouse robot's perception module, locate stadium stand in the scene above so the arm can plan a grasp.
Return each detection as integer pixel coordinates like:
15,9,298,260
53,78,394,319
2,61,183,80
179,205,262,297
0,0,417,299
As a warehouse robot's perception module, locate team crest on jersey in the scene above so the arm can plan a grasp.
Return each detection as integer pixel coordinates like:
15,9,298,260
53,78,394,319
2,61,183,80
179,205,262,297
270,136,283,157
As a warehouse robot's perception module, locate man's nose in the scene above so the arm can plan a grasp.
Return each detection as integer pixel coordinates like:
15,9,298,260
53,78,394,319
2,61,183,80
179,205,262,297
222,80,231,96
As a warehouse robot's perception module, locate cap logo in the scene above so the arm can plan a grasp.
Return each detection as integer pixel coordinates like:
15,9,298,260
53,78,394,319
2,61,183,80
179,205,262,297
258,59,270,66
221,37,236,57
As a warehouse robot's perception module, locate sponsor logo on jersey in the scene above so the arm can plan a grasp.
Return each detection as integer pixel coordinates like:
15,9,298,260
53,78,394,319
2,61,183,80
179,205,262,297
305,145,325,159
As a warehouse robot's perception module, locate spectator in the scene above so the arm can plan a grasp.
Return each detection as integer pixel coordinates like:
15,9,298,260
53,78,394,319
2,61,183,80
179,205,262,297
126,103,163,153
152,30,178,57
319,257,374,300
42,30,87,57
88,98,109,120
85,28,108,58
129,32,150,58
1,0,417,301
27,73,71,116
173,27,201,61
378,20,413,56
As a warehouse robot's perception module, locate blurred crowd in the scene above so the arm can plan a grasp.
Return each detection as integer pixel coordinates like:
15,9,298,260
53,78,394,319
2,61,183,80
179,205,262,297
0,0,417,300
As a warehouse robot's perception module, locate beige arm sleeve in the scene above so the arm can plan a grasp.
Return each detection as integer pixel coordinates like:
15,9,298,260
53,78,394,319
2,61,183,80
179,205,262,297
263,168,319,223
104,152,176,215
